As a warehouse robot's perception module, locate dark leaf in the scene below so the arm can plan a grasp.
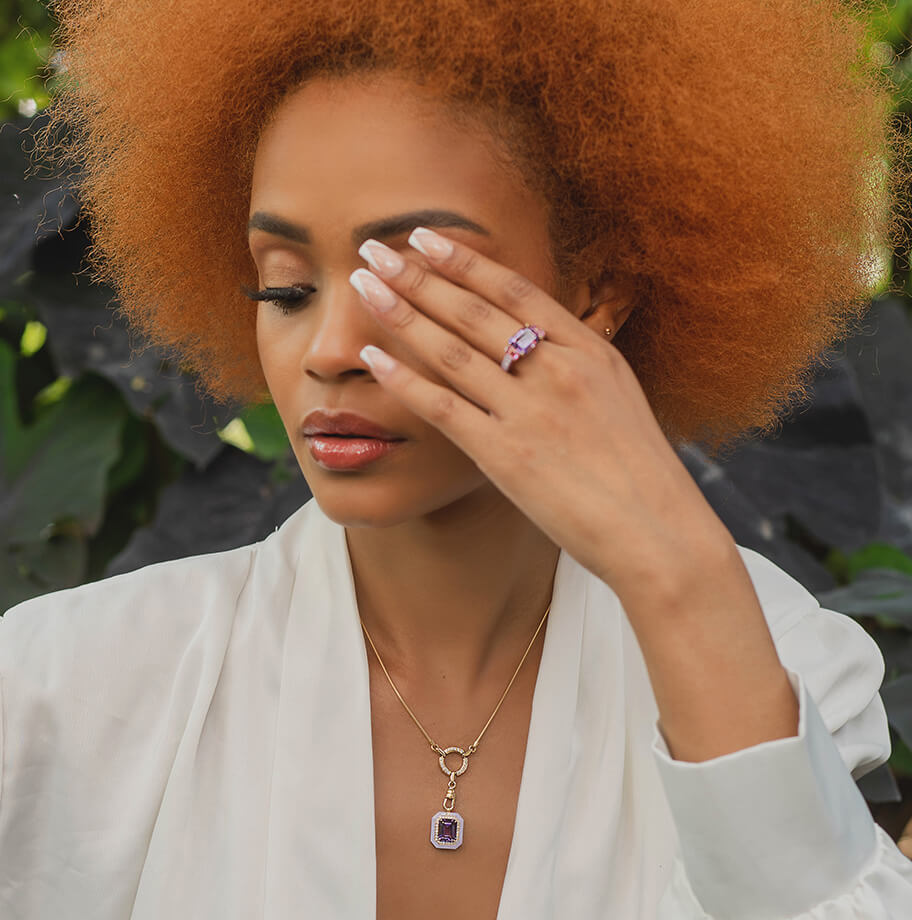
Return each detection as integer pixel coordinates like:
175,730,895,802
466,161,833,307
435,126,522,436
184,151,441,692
855,761,902,804
679,443,836,591
0,340,125,544
816,570,912,626
105,449,312,576
0,115,79,291
0,535,88,611
17,267,230,467
882,674,912,753
715,361,881,551
844,297,912,503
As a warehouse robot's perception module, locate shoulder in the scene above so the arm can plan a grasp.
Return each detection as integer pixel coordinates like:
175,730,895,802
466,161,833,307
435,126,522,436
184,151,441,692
0,498,325,689
0,539,256,678
0,500,332,828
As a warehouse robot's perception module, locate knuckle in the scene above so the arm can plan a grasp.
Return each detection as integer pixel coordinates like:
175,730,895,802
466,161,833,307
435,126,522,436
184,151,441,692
388,304,417,332
452,249,480,276
440,339,473,371
548,353,582,393
456,296,492,327
402,264,430,298
500,271,537,308
428,390,457,424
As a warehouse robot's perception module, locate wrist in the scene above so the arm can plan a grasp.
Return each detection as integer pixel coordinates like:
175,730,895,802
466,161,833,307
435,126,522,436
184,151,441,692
611,524,743,620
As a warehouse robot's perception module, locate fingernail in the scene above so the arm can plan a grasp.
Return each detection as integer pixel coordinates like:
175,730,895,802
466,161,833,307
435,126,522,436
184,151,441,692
350,268,398,311
408,227,454,260
360,344,397,375
358,239,406,277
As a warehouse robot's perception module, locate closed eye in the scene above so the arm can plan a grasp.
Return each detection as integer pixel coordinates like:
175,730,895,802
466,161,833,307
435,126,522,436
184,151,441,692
241,283,317,314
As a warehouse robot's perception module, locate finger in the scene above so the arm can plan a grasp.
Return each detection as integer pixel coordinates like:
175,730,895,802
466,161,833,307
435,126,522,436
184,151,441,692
405,226,589,346
358,344,500,460
357,238,522,365
350,268,517,414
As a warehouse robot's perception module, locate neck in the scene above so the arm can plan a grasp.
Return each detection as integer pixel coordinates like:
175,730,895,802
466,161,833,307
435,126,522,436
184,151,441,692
345,483,560,692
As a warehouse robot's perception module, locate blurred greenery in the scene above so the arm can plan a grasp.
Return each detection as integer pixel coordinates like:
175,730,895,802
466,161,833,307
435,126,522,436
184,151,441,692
2,0,912,834
829,542,912,584
0,0,52,120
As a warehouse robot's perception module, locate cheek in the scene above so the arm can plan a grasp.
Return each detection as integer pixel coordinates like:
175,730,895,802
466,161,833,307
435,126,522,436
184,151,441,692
256,307,297,398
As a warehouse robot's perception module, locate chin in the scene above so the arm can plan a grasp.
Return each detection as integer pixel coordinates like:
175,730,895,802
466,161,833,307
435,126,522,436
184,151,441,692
313,495,423,530
304,469,494,531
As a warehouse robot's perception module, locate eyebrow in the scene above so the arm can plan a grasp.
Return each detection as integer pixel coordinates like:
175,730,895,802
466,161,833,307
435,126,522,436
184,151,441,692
247,208,491,247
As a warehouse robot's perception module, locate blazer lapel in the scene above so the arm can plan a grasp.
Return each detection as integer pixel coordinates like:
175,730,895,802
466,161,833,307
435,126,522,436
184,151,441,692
263,505,377,918
495,548,590,920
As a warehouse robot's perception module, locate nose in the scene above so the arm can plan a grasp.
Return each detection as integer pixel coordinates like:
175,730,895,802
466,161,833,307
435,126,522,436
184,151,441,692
303,278,380,382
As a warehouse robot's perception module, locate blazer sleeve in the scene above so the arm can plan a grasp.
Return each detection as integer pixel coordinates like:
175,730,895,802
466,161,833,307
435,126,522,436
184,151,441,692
653,549,912,920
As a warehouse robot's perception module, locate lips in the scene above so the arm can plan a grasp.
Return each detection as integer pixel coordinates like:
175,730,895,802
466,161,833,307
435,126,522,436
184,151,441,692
300,410,405,441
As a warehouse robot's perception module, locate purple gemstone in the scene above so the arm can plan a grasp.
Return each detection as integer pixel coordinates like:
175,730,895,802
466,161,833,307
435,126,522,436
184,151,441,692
513,327,539,351
437,817,459,843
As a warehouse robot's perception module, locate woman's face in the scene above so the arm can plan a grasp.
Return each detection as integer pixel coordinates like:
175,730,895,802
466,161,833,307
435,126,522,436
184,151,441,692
249,72,575,528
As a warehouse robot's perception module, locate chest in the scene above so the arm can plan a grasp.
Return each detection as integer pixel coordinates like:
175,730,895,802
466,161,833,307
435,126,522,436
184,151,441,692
368,658,541,920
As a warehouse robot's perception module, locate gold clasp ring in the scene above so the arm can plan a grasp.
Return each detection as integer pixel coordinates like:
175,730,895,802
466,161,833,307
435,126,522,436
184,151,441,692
438,746,469,778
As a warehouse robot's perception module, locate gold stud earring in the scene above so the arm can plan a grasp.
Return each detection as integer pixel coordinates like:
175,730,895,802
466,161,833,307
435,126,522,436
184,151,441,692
604,326,612,338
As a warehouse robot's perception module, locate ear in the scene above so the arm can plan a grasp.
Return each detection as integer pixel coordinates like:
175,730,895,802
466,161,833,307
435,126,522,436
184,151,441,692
567,272,636,342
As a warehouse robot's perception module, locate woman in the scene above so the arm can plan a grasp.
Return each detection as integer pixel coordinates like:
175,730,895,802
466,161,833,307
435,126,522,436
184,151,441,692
2,0,912,916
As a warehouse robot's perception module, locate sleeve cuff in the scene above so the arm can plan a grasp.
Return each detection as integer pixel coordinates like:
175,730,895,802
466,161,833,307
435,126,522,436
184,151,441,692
652,666,879,920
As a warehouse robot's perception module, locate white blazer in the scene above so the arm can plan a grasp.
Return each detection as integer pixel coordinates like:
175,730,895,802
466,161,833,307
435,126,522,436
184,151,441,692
1,498,911,918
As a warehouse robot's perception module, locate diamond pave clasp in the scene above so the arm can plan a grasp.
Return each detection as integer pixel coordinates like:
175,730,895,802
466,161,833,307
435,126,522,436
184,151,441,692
438,746,469,778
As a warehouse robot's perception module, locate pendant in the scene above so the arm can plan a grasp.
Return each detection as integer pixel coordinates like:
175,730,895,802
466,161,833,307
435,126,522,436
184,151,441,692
429,746,469,850
430,810,464,849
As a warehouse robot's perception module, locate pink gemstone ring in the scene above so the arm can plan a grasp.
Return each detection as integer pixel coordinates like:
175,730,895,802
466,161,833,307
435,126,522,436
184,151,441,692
500,324,547,372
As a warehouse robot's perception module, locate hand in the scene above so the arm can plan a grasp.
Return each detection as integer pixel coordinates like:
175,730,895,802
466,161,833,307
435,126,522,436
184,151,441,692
351,227,735,607
353,227,801,760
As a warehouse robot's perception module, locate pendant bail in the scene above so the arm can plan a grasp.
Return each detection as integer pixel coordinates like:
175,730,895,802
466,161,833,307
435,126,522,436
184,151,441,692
443,774,458,811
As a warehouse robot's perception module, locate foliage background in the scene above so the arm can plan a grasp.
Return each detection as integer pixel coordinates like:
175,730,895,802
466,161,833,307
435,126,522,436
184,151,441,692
3,0,912,843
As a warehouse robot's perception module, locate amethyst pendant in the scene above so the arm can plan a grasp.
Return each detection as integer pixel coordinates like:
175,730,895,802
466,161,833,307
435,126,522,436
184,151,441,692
430,810,464,850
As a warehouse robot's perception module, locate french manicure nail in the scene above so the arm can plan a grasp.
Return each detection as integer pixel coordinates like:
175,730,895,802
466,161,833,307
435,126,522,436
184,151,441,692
358,239,406,276
408,227,454,260
350,268,398,311
360,344,397,375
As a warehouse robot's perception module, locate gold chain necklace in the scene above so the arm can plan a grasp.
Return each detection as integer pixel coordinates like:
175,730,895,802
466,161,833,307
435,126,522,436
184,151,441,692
359,601,551,851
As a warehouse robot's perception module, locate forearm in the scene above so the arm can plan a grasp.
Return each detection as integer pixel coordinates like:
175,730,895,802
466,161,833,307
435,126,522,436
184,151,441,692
620,536,799,763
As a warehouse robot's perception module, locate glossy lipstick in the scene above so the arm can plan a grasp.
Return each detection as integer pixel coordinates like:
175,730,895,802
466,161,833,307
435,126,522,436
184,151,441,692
301,410,406,471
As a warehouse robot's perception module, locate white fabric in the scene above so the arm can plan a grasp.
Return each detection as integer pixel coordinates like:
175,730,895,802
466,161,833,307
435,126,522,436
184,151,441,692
0,498,910,918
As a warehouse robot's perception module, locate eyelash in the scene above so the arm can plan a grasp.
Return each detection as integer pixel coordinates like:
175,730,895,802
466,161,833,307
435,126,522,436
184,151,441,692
241,283,317,315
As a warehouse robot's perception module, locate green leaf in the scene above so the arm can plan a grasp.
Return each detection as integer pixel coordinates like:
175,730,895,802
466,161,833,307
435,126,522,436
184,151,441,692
0,533,88,612
883,674,912,755
889,731,912,778
33,375,72,409
1,534,87,609
19,319,45,356
239,402,291,461
0,341,126,541
846,542,912,580
105,415,149,496
860,0,912,48
0,340,126,608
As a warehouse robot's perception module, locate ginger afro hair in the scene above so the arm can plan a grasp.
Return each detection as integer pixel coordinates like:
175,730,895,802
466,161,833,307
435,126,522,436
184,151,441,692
40,0,905,444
